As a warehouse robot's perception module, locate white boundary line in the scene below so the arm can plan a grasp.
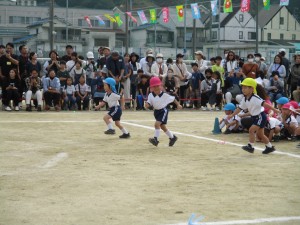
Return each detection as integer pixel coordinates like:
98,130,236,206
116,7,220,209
39,152,68,169
122,122,300,159
164,216,300,225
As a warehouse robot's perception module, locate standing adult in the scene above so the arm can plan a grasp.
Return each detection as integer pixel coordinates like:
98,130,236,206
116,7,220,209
290,54,300,100
61,45,73,62
152,53,168,79
18,45,29,78
106,51,125,80
0,43,19,108
279,48,290,96
0,45,5,58
241,54,259,79
267,54,286,81
129,52,141,106
254,53,268,75
194,51,208,74
97,47,110,70
26,52,42,77
123,53,133,108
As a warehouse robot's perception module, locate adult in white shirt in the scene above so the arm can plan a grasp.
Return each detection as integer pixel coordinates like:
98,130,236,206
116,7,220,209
194,50,208,74
151,53,168,79
225,50,238,76
66,52,79,72
142,54,156,77
139,48,153,69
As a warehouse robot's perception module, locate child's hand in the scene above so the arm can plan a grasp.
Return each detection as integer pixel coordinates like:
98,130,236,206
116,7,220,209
177,104,183,110
95,104,100,110
122,105,125,110
274,109,280,114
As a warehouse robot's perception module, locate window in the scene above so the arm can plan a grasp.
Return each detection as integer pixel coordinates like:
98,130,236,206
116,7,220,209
292,34,296,40
248,32,256,40
280,17,284,25
280,33,284,40
239,14,244,22
267,33,271,40
239,31,243,39
94,38,109,47
212,31,217,39
9,16,40,24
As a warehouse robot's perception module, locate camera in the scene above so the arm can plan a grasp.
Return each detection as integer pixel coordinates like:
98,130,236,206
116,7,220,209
9,83,14,87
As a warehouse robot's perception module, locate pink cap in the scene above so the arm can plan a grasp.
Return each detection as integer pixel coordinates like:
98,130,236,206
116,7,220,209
149,77,162,87
282,103,292,110
289,101,299,109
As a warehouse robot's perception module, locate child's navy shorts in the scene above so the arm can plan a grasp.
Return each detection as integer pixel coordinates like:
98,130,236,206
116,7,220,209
108,106,122,121
154,108,169,124
251,112,267,128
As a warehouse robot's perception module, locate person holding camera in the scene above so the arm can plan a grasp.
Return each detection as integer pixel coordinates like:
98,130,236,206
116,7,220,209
266,71,284,103
25,68,43,112
267,54,286,81
3,68,21,111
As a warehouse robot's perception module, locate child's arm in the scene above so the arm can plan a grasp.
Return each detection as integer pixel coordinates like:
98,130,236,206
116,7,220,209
173,99,182,110
228,108,242,119
95,101,105,110
263,101,280,114
144,102,150,109
120,93,125,110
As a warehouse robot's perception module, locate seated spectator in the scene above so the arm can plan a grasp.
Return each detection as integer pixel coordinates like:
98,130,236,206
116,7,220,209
25,68,43,112
265,117,282,142
70,60,86,86
281,103,298,141
137,74,150,110
43,69,61,111
267,54,286,81
3,69,21,111
162,68,179,110
75,75,90,111
63,77,76,110
266,71,284,103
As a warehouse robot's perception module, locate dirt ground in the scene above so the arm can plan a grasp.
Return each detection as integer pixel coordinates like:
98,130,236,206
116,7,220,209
0,110,300,225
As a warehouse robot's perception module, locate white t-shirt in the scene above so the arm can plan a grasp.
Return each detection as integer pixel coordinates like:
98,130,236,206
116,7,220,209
103,92,120,108
285,115,298,127
223,115,241,130
147,92,175,110
238,94,265,116
75,83,91,95
65,85,75,95
266,117,282,130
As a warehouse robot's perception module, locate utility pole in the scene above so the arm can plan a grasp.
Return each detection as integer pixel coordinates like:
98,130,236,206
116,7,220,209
217,0,221,56
49,0,54,51
192,18,196,59
125,0,129,53
255,0,259,53
183,0,187,54
66,0,68,45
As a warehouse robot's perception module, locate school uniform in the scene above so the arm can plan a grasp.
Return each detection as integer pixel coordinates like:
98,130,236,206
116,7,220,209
265,117,282,131
285,115,298,128
103,92,122,121
221,115,241,131
147,92,175,124
238,94,267,128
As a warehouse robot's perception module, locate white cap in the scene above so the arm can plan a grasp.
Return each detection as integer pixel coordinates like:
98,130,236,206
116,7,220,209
279,48,286,53
156,53,163,58
261,57,265,61
195,50,203,55
86,51,94,59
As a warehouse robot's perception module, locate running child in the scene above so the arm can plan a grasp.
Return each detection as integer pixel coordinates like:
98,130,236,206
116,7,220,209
145,77,182,147
95,77,130,139
228,78,280,154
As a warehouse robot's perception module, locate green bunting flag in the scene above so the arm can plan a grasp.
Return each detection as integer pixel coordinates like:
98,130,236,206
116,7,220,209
114,13,123,27
263,0,270,10
176,5,184,22
150,9,157,24
223,0,233,13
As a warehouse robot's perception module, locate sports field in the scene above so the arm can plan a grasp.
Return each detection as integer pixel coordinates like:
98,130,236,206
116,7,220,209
0,110,300,225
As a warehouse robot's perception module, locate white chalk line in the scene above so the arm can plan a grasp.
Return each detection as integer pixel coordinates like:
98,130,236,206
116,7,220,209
39,152,68,169
164,216,300,225
122,122,300,159
0,119,213,123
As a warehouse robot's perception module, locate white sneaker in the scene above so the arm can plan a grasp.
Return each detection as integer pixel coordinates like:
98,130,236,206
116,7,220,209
5,106,12,111
201,106,207,111
215,107,220,111
15,106,19,111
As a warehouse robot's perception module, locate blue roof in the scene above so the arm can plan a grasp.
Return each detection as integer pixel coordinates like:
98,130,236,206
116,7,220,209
13,34,36,44
292,43,300,50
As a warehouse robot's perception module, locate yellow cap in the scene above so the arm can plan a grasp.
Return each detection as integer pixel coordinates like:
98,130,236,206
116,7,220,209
241,78,257,94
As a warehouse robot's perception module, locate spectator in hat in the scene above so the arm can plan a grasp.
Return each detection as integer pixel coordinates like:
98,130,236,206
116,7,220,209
139,48,153,68
152,53,168,79
194,50,208,74
142,53,155,77
267,54,286,81
172,53,190,106
84,51,97,87
254,53,268,75
61,45,73,62
106,50,125,79
97,47,111,70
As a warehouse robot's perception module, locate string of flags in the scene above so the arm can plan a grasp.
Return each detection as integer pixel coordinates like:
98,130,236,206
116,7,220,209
83,0,290,28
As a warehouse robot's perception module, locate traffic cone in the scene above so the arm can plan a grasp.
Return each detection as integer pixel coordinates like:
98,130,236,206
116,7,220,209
212,117,222,134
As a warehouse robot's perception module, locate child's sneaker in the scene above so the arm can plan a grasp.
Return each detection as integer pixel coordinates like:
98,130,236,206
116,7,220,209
224,129,231,134
241,144,254,153
169,135,178,146
149,137,159,146
119,133,130,139
201,106,207,111
262,146,276,154
5,106,12,111
14,106,19,111
215,107,220,111
104,129,115,135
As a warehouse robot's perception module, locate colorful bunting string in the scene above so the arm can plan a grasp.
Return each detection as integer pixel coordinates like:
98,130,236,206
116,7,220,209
104,14,116,23
137,10,148,24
